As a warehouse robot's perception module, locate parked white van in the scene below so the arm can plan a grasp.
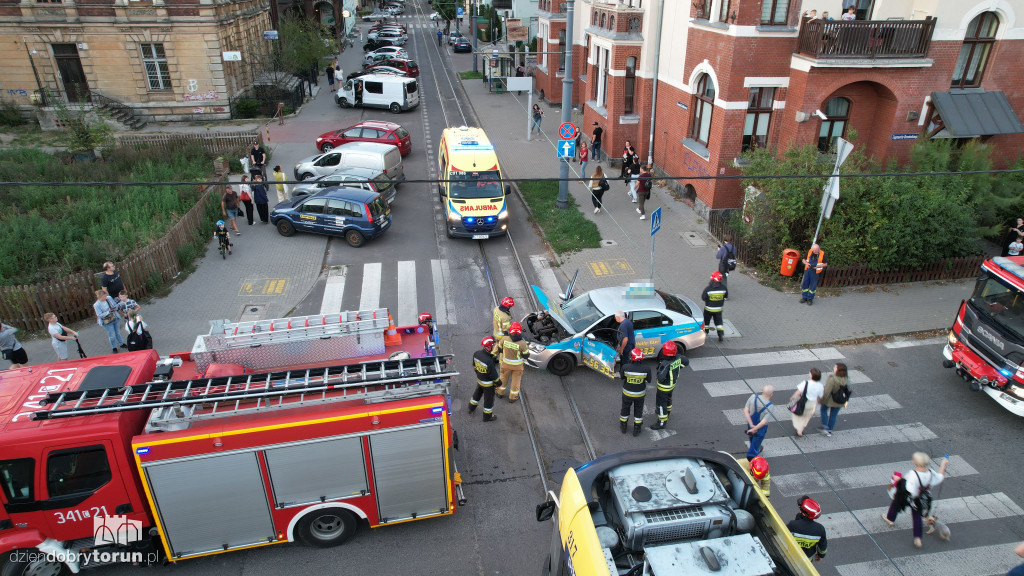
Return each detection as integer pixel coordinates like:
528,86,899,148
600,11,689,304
294,142,405,183
336,74,419,113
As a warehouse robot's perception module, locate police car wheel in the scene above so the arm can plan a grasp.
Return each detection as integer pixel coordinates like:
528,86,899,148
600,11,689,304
296,509,358,548
548,354,575,376
1,550,66,576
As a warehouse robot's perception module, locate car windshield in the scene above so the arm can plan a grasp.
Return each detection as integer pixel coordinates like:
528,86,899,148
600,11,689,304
449,170,503,199
656,290,692,317
969,273,1024,342
559,294,605,334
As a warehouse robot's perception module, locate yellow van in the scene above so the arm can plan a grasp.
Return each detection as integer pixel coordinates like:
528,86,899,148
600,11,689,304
437,126,509,239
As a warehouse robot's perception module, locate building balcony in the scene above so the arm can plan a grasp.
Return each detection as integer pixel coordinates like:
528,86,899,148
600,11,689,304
797,17,936,60
590,0,643,13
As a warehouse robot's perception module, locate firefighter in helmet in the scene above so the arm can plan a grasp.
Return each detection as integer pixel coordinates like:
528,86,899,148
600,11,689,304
620,348,650,437
649,341,687,430
750,455,770,498
787,495,828,562
493,297,514,339
702,271,729,343
494,321,529,403
468,336,500,422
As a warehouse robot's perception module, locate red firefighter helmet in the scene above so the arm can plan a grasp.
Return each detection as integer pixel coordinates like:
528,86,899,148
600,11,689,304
630,348,644,362
418,312,433,325
661,341,677,357
798,496,822,519
501,297,515,308
481,336,495,350
508,322,523,336
750,456,769,480
710,271,724,282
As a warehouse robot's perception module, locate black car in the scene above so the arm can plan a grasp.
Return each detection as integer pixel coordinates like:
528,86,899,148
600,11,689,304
453,38,472,53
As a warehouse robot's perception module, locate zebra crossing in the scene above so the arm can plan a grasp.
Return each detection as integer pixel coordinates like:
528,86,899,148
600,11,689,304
698,346,1024,575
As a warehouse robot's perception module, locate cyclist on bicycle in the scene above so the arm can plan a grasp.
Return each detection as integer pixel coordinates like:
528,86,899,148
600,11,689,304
214,220,232,255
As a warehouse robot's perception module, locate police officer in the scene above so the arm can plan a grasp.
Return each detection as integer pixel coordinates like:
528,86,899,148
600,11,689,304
493,297,514,339
495,322,529,403
750,455,771,498
787,496,828,562
468,336,500,422
620,348,650,437
649,341,687,430
702,271,728,343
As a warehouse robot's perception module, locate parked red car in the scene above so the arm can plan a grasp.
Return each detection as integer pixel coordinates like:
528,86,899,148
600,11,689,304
315,120,412,155
380,58,419,77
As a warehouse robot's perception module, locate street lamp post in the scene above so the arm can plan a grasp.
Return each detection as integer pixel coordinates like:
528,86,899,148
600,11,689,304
555,0,575,210
472,0,479,73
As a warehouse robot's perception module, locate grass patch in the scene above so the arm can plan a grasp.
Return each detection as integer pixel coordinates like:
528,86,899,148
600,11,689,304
518,180,601,254
459,70,484,80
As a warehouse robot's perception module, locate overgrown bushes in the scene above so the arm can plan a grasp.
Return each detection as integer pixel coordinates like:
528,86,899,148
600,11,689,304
739,138,1024,271
0,100,26,127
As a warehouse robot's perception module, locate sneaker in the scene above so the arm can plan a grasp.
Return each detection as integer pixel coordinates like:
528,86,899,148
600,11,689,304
640,215,645,220
807,299,814,306
594,207,600,214
636,208,641,214
112,348,119,354
825,430,832,437
235,231,241,236
119,344,129,350
631,199,637,203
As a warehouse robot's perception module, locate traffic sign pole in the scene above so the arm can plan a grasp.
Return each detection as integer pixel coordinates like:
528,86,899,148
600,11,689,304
650,207,662,282
555,0,576,210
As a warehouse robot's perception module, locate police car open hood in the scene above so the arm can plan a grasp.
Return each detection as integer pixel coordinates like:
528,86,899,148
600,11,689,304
531,285,574,334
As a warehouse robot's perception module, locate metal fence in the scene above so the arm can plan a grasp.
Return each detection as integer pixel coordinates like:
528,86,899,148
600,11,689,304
229,82,306,120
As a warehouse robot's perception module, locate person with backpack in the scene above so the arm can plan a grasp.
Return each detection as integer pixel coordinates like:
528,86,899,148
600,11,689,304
788,367,824,437
636,164,652,220
588,166,609,214
124,310,153,351
819,362,850,436
715,234,737,290
883,452,948,549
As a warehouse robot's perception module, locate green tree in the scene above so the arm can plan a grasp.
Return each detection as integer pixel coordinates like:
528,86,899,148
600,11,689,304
278,15,334,77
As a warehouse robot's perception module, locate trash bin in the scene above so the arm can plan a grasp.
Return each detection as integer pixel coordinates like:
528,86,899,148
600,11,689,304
781,248,800,276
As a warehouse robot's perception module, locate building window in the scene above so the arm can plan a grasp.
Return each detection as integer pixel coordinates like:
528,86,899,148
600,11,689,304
600,13,605,27
592,11,597,25
596,47,609,107
624,56,637,114
628,17,641,33
817,97,850,152
690,73,715,146
953,11,999,88
696,0,710,19
742,87,775,152
609,15,614,30
558,29,566,71
141,43,171,90
760,0,789,25
719,0,731,22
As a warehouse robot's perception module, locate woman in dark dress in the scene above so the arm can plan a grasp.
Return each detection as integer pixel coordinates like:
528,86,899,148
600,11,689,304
252,174,271,224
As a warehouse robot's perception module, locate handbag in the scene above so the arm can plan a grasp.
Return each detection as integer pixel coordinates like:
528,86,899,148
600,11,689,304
789,380,809,416
101,298,119,325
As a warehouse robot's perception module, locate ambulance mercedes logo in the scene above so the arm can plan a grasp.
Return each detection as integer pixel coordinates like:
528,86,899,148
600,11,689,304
94,515,143,546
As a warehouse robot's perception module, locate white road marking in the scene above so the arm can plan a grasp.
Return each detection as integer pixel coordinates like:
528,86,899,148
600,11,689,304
835,543,1024,576
772,456,977,497
722,394,900,426
759,423,937,458
648,428,677,441
821,492,1024,539
704,370,872,398
359,262,382,312
689,347,844,371
431,259,455,326
499,255,529,302
883,336,947,349
396,260,417,326
319,266,346,316
530,255,563,303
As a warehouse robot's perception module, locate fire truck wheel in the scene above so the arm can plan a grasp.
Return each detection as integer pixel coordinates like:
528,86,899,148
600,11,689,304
1,549,66,576
296,509,359,548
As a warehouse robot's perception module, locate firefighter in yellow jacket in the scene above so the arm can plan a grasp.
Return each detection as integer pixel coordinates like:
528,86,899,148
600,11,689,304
494,321,529,402
493,297,514,339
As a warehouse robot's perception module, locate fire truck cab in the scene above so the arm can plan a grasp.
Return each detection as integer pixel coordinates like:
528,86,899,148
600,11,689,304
1,309,460,575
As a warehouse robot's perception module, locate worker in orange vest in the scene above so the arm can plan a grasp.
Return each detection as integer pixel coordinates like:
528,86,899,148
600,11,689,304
799,244,828,305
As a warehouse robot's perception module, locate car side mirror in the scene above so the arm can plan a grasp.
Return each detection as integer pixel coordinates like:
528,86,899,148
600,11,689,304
586,333,596,341
504,185,511,196
536,501,555,522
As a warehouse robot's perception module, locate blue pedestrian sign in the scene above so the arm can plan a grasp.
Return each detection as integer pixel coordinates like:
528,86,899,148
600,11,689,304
558,139,576,159
650,207,662,236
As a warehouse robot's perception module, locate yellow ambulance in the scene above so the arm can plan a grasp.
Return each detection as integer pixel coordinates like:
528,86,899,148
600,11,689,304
437,126,509,239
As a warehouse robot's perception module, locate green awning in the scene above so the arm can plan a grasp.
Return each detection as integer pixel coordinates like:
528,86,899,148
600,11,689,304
930,90,1024,138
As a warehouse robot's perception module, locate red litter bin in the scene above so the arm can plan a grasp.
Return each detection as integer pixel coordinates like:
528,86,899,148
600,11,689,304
781,248,800,276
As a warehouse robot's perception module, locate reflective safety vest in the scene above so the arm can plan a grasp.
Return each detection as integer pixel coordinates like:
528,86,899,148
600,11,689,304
806,249,826,274
756,473,771,498
473,349,500,386
497,336,528,365
621,362,650,397
656,357,682,393
702,282,727,313
492,306,512,338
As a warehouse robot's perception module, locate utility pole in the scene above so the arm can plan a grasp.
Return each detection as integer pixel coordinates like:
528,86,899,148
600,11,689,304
472,0,479,73
555,0,575,210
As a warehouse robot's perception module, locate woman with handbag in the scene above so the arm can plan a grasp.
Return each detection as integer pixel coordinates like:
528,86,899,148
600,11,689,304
94,289,126,354
588,166,609,214
44,312,79,362
1,321,28,369
789,367,824,437
238,175,255,226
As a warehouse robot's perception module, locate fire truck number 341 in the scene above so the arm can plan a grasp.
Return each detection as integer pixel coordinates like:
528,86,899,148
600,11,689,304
54,505,110,524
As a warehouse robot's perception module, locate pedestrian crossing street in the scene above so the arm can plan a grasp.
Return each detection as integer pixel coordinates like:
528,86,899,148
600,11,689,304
695,347,1024,576
316,255,564,328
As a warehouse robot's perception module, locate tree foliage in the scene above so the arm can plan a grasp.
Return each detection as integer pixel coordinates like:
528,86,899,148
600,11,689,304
48,93,113,154
739,138,1024,271
278,15,334,77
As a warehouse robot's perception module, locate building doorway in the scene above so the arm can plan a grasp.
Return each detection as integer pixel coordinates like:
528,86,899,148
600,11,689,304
856,0,874,20
52,44,90,102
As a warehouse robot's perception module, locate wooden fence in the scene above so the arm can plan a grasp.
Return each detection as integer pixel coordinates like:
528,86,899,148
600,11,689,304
706,210,985,289
0,183,222,332
115,132,261,155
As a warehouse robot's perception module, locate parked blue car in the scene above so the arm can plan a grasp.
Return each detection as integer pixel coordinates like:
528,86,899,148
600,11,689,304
271,186,390,247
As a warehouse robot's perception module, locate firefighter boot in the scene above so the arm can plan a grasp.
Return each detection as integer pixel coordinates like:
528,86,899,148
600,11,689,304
632,422,643,437
483,412,497,422
468,402,477,414
649,420,666,430
620,421,628,434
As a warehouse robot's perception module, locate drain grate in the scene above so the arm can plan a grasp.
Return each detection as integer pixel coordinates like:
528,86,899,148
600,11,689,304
237,304,266,323
682,231,708,247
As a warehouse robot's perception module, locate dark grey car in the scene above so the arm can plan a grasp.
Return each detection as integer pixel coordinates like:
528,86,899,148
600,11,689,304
290,167,397,206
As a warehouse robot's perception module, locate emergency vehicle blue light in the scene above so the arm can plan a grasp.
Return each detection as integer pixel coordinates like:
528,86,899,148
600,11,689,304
465,217,476,225
1000,368,1013,377
135,447,150,455
431,406,444,414
485,216,496,223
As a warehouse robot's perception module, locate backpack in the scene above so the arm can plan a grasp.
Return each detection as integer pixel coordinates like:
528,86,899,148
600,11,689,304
722,244,737,271
831,383,852,404
126,327,144,351
911,471,934,515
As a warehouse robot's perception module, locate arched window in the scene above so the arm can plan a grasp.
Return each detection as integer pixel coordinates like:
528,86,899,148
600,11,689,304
953,12,999,88
691,73,715,146
609,15,614,30
817,97,850,153
592,11,597,25
624,57,637,114
600,13,606,28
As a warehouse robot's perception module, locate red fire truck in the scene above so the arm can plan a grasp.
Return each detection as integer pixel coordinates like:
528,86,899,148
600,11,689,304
0,308,463,575
942,255,1024,416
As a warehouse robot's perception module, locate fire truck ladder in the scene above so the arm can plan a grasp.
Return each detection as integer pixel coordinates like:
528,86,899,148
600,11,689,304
31,355,457,430
206,308,391,346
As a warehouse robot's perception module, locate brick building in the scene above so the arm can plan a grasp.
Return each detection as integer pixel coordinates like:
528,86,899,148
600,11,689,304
545,0,1024,214
0,0,273,121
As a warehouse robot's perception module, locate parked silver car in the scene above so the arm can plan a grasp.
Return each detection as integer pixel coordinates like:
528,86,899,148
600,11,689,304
290,167,397,205
294,142,405,183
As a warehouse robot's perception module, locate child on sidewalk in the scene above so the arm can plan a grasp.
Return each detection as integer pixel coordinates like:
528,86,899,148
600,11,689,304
214,220,232,255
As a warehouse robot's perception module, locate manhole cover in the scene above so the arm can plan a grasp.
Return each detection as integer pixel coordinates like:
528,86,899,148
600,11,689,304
238,304,266,323
682,232,708,247
601,239,617,247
